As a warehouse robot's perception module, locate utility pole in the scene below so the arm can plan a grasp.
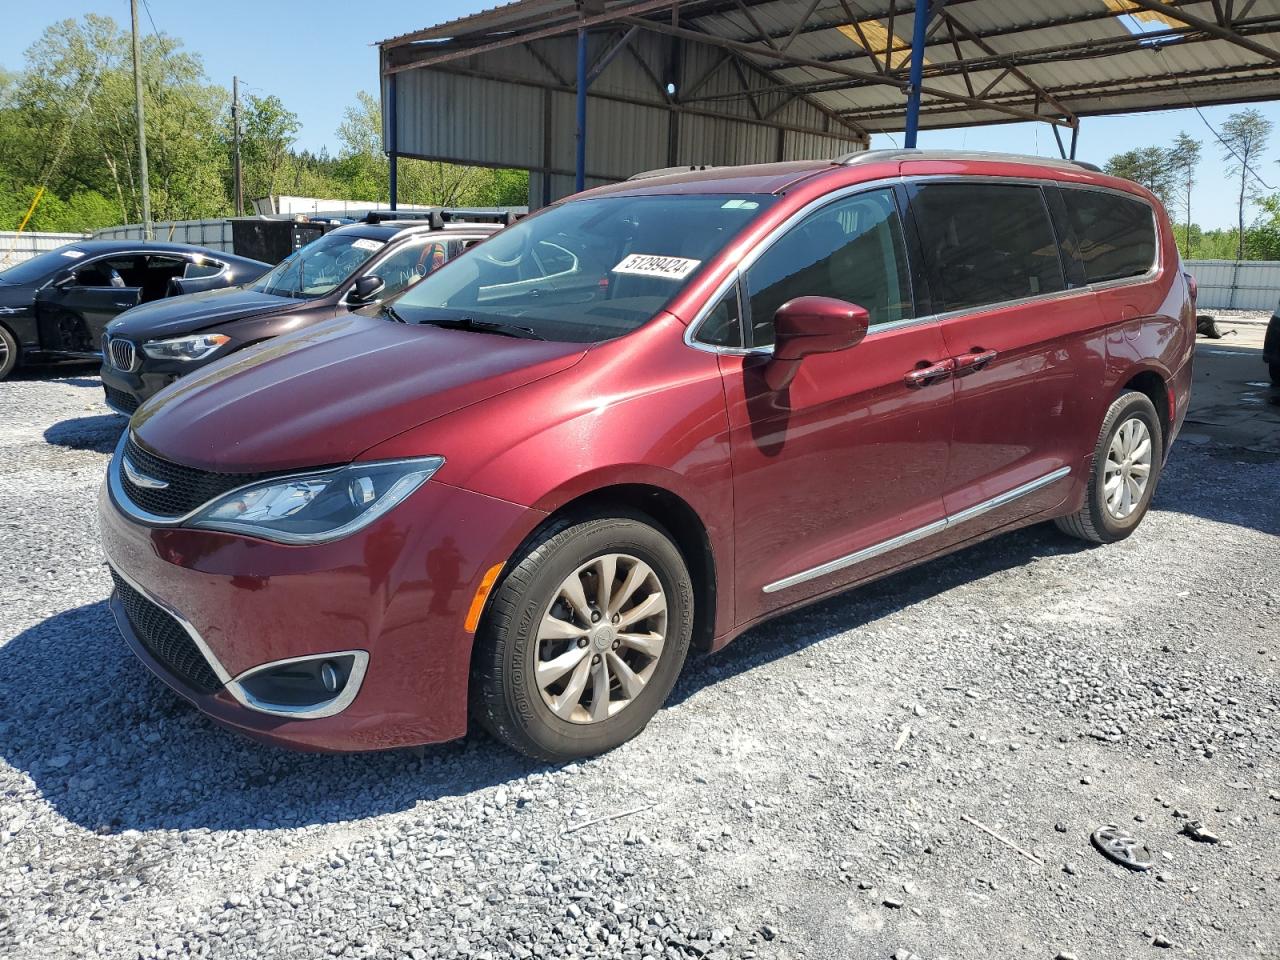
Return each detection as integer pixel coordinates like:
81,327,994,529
130,0,153,238
232,75,244,215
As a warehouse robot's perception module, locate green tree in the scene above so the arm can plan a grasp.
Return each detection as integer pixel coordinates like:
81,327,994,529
1219,108,1273,260
234,93,302,210
1104,146,1177,204
1168,132,1201,259
1248,194,1280,261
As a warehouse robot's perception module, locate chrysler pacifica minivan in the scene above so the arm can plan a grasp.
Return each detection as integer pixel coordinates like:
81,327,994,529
100,151,1194,760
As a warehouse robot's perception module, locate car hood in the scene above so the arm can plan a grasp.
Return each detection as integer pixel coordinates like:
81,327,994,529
131,314,589,473
107,286,305,340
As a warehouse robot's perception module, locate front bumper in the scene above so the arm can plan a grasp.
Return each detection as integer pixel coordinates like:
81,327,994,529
100,358,181,414
99,475,540,751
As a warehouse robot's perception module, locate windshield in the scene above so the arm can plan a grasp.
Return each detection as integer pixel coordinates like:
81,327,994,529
250,233,386,298
0,247,87,285
388,193,775,343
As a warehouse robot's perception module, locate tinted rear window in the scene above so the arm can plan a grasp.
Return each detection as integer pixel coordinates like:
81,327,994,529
910,182,1066,314
1062,189,1156,283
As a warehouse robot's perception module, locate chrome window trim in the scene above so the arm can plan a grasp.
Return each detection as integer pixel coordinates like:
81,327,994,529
226,650,371,720
762,466,1071,594
687,173,1166,357
108,558,369,719
684,176,902,356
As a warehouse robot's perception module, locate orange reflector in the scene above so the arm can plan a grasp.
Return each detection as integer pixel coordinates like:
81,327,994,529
465,563,504,633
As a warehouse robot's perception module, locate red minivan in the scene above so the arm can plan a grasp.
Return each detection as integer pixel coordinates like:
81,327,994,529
100,151,1195,760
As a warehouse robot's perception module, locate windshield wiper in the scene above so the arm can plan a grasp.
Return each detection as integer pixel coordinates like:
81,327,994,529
382,304,407,323
420,316,545,340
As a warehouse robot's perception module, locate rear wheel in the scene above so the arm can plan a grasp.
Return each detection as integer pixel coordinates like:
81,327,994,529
1269,361,1280,386
1055,390,1163,544
471,514,693,761
0,325,17,381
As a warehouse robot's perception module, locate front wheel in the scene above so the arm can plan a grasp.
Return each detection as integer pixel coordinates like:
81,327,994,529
0,325,17,381
471,514,693,761
1055,390,1163,544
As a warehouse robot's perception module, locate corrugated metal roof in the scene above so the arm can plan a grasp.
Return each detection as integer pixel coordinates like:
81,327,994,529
383,0,1280,131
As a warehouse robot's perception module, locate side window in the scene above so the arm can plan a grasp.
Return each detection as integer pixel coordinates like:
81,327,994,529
72,256,141,288
744,188,912,347
533,240,577,276
910,183,1066,313
184,259,224,280
697,283,744,348
368,240,441,299
1062,189,1156,283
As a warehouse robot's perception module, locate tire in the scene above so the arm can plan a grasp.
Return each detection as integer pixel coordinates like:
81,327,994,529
1269,361,1280,386
471,513,694,761
0,325,17,381
1055,390,1163,544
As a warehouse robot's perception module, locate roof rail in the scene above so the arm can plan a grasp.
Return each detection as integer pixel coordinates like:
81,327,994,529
363,209,447,229
627,164,721,181
833,148,1103,174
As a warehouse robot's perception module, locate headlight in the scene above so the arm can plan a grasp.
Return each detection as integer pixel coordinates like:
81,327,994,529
188,457,444,544
141,333,231,362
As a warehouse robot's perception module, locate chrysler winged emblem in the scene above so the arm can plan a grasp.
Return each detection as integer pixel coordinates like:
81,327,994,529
121,456,169,490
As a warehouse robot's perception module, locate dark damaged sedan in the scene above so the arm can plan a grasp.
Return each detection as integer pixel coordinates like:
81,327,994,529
0,241,267,381
100,218,503,415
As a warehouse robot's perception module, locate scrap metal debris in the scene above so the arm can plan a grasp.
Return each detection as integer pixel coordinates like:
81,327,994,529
1090,825,1153,871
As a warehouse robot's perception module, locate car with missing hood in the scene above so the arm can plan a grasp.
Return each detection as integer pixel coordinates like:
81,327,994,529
99,213,509,415
0,240,267,381
100,151,1194,760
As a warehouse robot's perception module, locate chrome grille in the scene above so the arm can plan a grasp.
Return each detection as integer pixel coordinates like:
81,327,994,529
107,337,137,372
118,435,273,518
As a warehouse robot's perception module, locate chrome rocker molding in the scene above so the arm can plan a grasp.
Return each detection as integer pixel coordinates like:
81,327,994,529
107,559,369,720
763,466,1071,594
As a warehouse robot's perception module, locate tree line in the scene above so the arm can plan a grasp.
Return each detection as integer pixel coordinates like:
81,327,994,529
0,15,528,235
1103,109,1278,261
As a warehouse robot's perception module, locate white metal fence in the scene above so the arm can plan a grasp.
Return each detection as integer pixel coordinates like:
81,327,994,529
1185,259,1280,311
92,218,234,252
0,231,91,267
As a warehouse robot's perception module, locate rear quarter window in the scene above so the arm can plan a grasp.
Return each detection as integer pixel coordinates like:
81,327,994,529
1062,189,1156,284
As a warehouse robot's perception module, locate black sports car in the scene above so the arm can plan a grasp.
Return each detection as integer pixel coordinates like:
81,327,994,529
0,240,268,380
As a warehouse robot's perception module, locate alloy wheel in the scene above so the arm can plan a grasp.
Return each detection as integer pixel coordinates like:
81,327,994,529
1103,416,1153,519
534,553,667,724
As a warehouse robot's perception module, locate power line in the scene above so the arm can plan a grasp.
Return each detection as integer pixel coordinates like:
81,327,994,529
140,0,160,37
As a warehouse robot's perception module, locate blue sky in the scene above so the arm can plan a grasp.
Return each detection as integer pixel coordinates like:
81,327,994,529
5,1,1279,228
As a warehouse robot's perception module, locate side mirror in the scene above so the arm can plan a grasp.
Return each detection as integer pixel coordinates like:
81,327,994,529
349,275,386,304
765,296,870,390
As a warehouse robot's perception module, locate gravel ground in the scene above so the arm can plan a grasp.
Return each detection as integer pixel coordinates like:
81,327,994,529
1,366,1278,960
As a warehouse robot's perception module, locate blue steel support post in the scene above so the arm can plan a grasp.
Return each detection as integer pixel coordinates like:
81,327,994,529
903,1,934,149
576,27,588,193
387,72,399,210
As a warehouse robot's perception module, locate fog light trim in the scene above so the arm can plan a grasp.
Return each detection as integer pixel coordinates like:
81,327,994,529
226,650,370,720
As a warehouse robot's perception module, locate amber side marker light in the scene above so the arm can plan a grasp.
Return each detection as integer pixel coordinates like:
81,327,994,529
465,563,505,632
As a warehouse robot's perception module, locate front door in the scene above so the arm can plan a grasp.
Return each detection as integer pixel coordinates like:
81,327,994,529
35,255,146,352
720,186,955,625
906,179,1101,539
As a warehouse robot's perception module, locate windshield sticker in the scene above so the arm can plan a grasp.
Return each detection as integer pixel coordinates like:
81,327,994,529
60,250,86,258
721,199,760,210
612,254,701,280
350,238,382,253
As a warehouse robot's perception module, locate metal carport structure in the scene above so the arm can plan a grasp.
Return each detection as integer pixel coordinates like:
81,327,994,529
378,0,1280,206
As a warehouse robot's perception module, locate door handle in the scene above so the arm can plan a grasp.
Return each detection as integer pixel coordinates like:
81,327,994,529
904,358,956,388
954,348,998,374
